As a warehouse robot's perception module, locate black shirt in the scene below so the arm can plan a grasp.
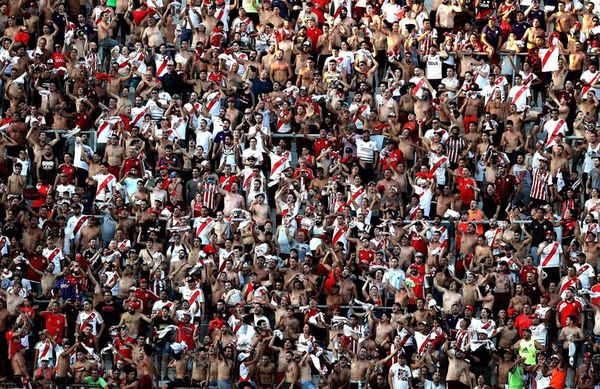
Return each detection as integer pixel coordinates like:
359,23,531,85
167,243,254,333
528,219,554,246
160,71,184,95
95,301,123,329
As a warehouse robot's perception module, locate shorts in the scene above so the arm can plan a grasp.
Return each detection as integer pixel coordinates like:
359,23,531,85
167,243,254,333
167,378,188,389
447,380,470,389
349,381,366,389
301,380,317,389
139,375,152,389
217,379,232,389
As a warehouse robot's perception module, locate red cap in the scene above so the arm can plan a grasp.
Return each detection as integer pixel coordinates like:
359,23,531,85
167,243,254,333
465,304,474,311
139,278,148,283
545,230,554,236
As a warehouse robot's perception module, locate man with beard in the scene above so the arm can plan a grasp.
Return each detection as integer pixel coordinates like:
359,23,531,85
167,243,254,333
117,303,151,339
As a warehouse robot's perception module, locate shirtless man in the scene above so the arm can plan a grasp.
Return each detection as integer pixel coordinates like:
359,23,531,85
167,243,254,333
189,349,209,387
444,341,472,388
548,1,575,34
434,279,463,314
373,312,395,350
275,350,297,388
142,16,165,48
249,193,270,226
460,272,482,308
497,318,519,349
163,350,190,388
118,306,152,338
475,236,493,265
255,355,276,389
217,182,246,217
7,317,30,386
459,223,479,255
26,262,64,298
508,284,532,315
269,50,292,84
327,361,350,388
501,120,525,156
0,282,25,314
349,347,377,387
7,163,25,194
558,315,584,365
103,135,125,177
139,343,158,389
216,346,234,387
55,340,78,387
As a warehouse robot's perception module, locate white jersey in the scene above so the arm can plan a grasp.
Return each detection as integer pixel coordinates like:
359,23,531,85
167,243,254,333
356,138,378,164
429,155,449,185
583,142,600,173
507,84,531,112
575,262,595,290
42,247,63,274
413,187,433,217
178,285,205,317
269,151,290,180
65,214,89,245
425,54,443,80
539,241,562,268
193,217,215,245
543,118,568,148
74,143,93,171
93,173,117,202
529,323,547,347
75,310,104,335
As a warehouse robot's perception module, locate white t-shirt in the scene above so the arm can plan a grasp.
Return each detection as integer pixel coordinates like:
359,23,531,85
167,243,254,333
389,363,412,389
356,138,378,164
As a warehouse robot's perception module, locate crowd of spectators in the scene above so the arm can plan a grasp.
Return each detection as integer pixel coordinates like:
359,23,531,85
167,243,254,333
1,0,600,387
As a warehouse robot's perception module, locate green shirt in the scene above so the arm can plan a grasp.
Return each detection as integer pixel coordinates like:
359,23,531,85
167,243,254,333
83,376,108,389
508,365,524,389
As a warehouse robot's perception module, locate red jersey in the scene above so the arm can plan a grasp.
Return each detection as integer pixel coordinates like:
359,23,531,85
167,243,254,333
520,265,539,283
134,289,158,315
411,233,427,255
305,26,323,49
556,299,584,327
408,274,425,304
177,322,196,350
592,284,600,306
358,249,375,264
219,175,237,192
26,254,48,282
52,52,66,71
314,138,330,157
381,149,405,171
114,336,134,362
514,313,533,337
122,158,143,178
59,164,76,184
311,0,329,24
6,330,24,357
457,176,476,204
